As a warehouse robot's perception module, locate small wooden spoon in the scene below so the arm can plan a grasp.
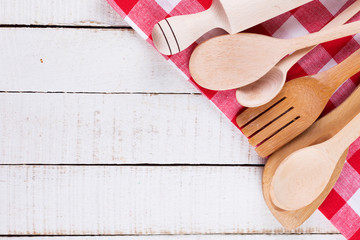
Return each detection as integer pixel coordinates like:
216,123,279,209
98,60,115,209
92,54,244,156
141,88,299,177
263,85,360,229
236,0,360,107
271,112,360,211
190,20,360,90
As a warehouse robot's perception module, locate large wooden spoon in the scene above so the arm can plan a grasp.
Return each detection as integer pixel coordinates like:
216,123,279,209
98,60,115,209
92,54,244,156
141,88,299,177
263,85,360,229
271,112,360,211
190,20,360,90
236,0,360,107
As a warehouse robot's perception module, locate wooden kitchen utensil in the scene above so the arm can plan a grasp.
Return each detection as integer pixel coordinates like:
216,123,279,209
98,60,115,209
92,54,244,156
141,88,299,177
236,0,360,107
270,111,360,211
262,86,360,229
152,0,313,55
236,48,360,158
190,20,360,91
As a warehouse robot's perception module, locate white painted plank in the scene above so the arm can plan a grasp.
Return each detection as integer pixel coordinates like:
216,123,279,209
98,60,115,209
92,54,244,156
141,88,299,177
0,236,346,240
0,0,127,27
0,166,338,235
0,28,196,93
0,93,261,164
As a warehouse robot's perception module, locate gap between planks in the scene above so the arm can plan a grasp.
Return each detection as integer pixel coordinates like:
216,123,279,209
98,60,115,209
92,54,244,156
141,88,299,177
0,0,128,27
0,93,262,165
0,166,338,235
0,1,343,237
0,28,197,94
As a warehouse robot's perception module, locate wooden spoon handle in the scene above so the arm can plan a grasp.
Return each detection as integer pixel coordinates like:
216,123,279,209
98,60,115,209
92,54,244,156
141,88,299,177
292,20,360,50
319,48,360,92
326,112,360,161
152,8,219,55
278,0,360,71
321,85,360,136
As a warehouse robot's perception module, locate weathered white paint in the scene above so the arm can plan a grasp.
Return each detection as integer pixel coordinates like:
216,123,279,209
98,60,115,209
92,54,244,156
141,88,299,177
0,166,338,235
0,28,196,93
0,236,346,240
0,1,343,237
0,0,127,27
0,93,261,164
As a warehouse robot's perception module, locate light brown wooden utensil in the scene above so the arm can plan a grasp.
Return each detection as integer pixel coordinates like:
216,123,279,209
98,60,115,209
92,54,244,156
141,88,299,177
152,0,313,55
236,48,360,158
236,0,360,107
263,85,360,230
190,20,360,91
271,111,360,211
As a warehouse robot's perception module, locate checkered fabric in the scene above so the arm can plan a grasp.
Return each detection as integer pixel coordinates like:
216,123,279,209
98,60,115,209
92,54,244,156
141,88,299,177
106,0,360,238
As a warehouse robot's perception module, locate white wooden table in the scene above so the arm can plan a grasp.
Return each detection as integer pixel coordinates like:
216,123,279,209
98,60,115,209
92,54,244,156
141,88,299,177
0,0,345,239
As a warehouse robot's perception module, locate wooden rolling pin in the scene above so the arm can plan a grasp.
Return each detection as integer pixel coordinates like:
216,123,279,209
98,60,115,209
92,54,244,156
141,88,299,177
152,0,313,55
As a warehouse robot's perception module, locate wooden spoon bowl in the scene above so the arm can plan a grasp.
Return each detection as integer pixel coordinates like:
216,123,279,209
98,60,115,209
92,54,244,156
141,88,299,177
235,0,360,107
263,84,360,229
190,21,360,90
190,34,288,90
270,146,338,211
236,67,285,107
271,111,360,211
264,149,347,229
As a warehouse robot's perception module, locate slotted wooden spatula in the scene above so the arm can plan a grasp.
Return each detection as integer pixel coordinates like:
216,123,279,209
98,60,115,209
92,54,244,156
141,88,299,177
237,48,360,158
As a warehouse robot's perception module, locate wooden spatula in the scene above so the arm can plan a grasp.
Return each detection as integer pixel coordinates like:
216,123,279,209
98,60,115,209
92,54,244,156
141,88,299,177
190,21,360,90
237,48,360,158
152,0,313,55
263,85,360,230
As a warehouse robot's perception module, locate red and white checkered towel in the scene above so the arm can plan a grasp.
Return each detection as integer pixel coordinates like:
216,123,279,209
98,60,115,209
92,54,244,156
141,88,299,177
106,0,360,238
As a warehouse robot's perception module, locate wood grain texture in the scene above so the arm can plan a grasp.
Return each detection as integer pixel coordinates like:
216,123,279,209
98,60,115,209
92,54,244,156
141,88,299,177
0,1,342,236
263,85,360,229
190,21,360,91
271,114,360,211
152,0,312,55
0,166,338,235
237,48,360,157
0,28,197,93
0,93,261,165
0,236,346,239
236,0,360,108
0,0,127,27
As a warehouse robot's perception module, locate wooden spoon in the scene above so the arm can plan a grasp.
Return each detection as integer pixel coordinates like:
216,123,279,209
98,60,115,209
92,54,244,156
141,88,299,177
236,48,360,158
263,85,360,229
236,0,360,107
270,111,360,211
151,0,312,55
190,20,360,91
